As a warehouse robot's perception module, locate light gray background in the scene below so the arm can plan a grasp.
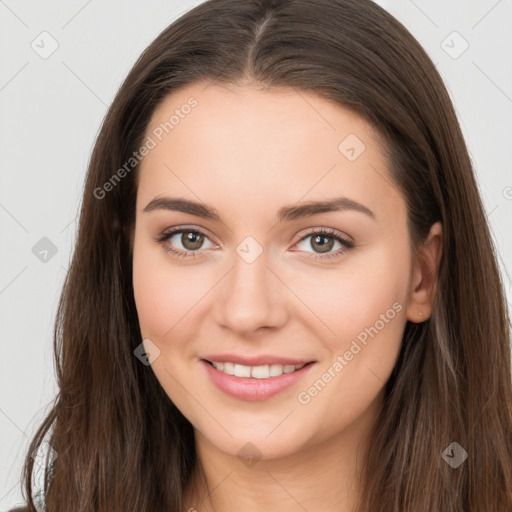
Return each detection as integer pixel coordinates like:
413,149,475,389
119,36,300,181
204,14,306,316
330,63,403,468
1,0,511,508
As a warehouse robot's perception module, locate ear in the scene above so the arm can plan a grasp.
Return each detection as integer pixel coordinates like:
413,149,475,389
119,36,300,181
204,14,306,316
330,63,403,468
406,221,443,323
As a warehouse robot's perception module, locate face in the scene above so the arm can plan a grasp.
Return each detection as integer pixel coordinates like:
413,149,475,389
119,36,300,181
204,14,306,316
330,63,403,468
132,81,416,460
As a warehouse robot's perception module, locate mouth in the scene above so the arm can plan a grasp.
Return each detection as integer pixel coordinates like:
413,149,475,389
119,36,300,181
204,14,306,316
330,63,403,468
200,358,317,401
202,359,312,379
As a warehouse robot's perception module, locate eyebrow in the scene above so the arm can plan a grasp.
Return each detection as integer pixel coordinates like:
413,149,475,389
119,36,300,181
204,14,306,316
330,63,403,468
143,196,376,222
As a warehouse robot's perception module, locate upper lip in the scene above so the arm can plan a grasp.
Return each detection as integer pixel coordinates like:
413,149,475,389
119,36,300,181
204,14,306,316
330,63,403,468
201,354,315,366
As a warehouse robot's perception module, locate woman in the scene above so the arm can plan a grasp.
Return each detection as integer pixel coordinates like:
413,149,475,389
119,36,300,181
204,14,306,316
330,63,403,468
14,0,512,510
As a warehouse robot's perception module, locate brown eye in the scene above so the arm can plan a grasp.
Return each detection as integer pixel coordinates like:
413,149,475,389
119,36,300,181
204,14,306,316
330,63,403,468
180,230,205,251
155,227,216,258
293,228,355,260
310,234,335,253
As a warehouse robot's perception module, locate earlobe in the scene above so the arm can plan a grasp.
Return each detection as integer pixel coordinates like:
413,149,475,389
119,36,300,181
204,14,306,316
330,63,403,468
406,221,443,323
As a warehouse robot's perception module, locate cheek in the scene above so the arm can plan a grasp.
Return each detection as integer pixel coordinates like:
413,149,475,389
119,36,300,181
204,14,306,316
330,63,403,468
290,243,410,343
291,244,410,429
132,236,216,345
133,236,184,339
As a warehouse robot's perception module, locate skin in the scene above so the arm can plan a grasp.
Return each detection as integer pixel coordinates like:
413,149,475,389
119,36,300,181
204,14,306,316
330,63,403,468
132,81,442,512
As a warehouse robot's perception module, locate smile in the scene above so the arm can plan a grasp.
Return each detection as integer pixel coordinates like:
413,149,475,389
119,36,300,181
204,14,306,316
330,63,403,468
206,360,305,379
201,359,316,401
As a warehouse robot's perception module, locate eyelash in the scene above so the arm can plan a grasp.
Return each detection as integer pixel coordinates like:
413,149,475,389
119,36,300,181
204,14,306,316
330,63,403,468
154,226,355,261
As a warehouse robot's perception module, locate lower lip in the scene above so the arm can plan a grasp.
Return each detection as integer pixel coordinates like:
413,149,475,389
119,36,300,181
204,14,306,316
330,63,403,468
201,359,316,401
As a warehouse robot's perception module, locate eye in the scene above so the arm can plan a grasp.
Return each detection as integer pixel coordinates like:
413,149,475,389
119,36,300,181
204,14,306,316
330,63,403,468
293,228,355,261
154,226,216,258
155,226,355,261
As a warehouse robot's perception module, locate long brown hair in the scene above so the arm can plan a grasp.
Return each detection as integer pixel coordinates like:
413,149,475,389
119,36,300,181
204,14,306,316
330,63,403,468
17,0,512,510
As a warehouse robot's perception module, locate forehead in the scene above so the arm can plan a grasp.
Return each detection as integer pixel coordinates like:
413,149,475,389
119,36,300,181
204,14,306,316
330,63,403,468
136,82,403,223
144,81,382,157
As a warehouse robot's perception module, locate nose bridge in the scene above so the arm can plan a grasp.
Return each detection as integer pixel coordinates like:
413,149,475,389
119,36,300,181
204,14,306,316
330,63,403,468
215,236,286,333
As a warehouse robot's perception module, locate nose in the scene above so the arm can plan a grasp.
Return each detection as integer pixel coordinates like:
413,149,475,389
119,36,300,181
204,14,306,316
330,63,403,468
214,246,288,335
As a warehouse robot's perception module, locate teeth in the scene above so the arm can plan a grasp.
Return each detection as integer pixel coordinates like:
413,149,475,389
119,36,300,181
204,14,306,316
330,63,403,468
210,361,306,378
234,363,251,378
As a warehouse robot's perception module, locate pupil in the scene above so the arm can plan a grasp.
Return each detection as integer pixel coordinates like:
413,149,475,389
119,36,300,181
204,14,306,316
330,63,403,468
313,235,333,253
183,231,203,250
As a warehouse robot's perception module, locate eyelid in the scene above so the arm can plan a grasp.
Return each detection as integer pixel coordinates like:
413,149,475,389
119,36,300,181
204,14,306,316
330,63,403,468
154,225,217,244
155,225,353,244
153,225,218,258
294,226,354,244
291,227,355,261
154,225,355,259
